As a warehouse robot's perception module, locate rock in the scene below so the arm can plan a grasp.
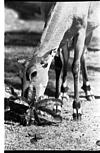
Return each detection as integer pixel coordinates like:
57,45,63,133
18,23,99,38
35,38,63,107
96,140,100,146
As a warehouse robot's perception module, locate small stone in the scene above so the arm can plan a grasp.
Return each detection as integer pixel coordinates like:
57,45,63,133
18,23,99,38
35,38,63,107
96,140,100,146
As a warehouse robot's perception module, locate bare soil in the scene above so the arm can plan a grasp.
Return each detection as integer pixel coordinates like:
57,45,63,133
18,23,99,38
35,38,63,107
4,46,100,151
4,7,100,150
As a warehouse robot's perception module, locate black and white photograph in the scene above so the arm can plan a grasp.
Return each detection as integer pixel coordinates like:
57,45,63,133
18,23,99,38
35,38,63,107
4,0,100,150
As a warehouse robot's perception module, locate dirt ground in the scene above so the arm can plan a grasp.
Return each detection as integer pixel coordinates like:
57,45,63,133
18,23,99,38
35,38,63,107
4,46,100,150
4,4,100,151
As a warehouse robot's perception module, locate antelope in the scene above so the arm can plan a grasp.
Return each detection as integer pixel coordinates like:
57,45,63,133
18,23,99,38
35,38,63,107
21,2,100,119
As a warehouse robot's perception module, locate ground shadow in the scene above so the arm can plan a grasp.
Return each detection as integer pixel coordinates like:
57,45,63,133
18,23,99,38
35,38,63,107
87,66,100,72
5,31,42,46
5,78,22,90
69,94,100,99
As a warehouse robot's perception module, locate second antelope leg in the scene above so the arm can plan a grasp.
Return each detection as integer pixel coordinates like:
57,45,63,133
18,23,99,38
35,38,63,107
81,47,95,101
72,28,86,120
59,43,70,101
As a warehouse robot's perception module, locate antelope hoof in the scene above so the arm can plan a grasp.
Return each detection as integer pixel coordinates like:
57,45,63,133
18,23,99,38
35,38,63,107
62,93,69,102
59,92,69,102
81,84,95,101
73,108,82,120
53,103,62,116
86,94,95,101
73,101,82,120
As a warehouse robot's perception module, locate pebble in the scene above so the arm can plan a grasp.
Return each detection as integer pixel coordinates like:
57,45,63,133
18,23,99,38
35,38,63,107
96,140,100,146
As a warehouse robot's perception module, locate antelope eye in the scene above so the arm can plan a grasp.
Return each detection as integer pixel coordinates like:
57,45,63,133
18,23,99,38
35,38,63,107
31,70,37,79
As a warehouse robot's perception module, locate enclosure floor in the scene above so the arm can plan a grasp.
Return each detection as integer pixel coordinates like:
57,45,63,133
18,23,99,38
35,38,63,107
4,46,100,150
